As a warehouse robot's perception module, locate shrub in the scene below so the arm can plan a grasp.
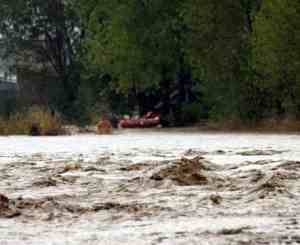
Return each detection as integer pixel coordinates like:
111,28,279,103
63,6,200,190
26,106,64,135
181,103,207,124
0,119,5,135
0,106,65,136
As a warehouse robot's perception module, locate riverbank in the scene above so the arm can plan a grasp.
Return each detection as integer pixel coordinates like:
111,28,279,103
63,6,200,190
196,118,300,134
3,116,300,136
1,105,300,136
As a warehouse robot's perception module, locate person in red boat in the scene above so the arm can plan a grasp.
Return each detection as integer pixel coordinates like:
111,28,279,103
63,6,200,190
119,112,161,128
140,111,160,128
97,116,113,134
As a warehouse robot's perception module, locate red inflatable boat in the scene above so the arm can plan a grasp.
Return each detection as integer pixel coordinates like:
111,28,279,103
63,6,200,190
119,112,161,128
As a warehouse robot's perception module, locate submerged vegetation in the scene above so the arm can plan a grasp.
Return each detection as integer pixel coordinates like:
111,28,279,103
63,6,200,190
0,0,299,129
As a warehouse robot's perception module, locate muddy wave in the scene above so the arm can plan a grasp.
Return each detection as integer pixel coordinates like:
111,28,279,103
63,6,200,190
1,132,300,244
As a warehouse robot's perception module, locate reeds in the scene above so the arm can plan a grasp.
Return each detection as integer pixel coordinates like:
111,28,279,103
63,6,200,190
0,106,65,136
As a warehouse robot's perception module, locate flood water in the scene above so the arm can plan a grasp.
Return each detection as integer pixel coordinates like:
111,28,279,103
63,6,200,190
1,129,300,244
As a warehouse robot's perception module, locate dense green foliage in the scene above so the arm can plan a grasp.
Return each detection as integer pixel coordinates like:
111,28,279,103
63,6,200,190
1,0,299,126
253,0,300,117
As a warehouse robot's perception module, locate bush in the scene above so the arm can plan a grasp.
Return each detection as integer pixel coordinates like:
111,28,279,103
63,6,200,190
27,106,64,135
0,106,65,136
181,103,207,124
0,119,5,135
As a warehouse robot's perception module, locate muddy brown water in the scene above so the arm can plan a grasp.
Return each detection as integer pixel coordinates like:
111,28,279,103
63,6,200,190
1,129,300,244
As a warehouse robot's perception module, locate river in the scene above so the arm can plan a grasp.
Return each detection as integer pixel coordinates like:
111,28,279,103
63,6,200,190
0,129,300,244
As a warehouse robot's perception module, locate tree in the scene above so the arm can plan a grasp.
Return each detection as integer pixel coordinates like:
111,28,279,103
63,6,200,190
253,0,300,117
79,0,192,118
183,0,263,120
0,0,82,114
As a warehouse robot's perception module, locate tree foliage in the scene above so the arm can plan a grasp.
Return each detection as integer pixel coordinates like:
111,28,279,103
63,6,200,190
1,0,299,125
80,0,184,92
253,0,300,116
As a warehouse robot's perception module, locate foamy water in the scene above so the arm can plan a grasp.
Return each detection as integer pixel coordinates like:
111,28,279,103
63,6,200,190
0,129,300,244
0,129,299,163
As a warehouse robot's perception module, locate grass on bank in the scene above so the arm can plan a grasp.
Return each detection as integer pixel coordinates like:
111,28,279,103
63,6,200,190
0,107,65,136
204,117,300,133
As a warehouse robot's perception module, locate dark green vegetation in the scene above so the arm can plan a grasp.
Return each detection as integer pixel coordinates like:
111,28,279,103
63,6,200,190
0,0,299,126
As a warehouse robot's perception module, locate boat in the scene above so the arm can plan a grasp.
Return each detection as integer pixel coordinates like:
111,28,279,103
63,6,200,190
118,112,161,128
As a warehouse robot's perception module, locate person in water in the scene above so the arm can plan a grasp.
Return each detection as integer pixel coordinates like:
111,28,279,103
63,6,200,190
97,116,113,134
